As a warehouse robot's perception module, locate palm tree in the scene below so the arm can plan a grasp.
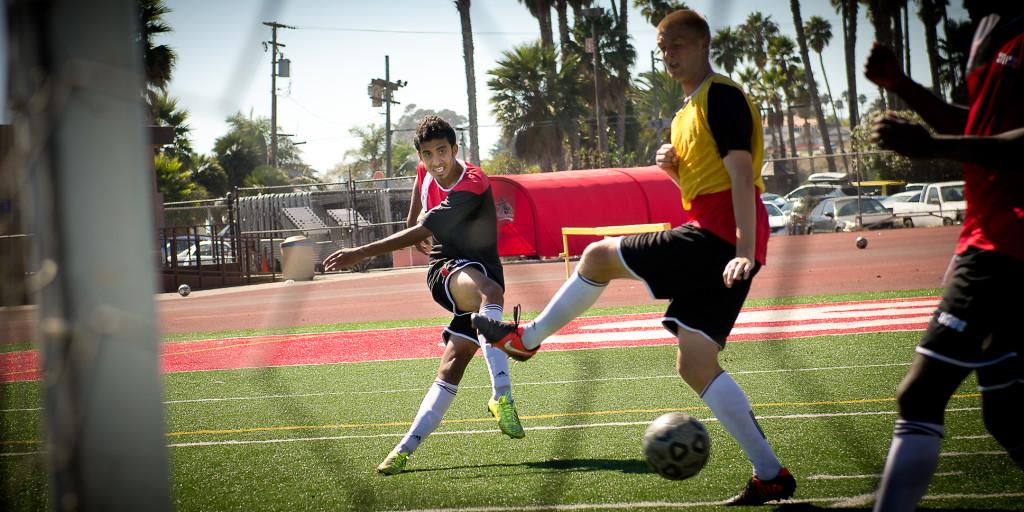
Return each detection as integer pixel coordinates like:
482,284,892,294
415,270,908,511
555,0,583,168
519,0,555,50
150,93,193,167
634,0,689,27
608,0,635,151
830,0,859,129
488,43,585,171
739,12,779,72
804,16,848,160
767,35,801,158
916,0,944,97
863,0,900,109
711,27,743,78
138,0,176,111
791,0,836,171
454,0,480,165
630,69,683,158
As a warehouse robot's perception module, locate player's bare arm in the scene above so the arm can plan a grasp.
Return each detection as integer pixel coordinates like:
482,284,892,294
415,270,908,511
864,43,968,134
406,186,431,255
875,117,1024,169
722,150,756,288
655,143,681,184
324,224,433,271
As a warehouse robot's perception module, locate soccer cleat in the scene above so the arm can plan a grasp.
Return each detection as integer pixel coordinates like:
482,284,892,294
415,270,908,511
724,467,796,506
375,449,409,475
472,305,538,362
487,392,526,439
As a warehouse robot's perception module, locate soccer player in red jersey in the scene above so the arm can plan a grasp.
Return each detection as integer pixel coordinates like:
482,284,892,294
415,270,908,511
865,3,1024,510
324,116,525,475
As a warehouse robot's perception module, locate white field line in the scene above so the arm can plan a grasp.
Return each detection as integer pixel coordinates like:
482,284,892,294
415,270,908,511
547,316,932,344
390,492,1024,512
583,304,937,331
807,471,962,480
1,362,913,412
163,407,982,449
953,435,990,440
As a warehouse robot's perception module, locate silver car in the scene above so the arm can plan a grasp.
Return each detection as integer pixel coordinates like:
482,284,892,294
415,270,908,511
804,197,897,234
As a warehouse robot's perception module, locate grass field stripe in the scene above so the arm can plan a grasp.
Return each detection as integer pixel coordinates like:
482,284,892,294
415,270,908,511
953,435,990,440
807,471,962,480
941,450,1008,457
1,407,984,453
391,491,1023,512
0,362,915,412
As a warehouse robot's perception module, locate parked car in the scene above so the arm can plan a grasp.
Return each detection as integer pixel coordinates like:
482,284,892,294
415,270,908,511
176,239,235,266
890,180,965,228
761,192,787,208
804,196,897,234
806,172,849,183
763,201,788,236
881,190,922,209
782,183,856,204
904,182,928,192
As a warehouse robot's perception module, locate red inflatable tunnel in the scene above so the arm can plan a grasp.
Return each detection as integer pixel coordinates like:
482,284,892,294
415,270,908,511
490,166,688,258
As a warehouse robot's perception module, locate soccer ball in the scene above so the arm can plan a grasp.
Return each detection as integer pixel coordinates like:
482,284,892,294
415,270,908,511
642,412,710,480
177,284,191,297
856,236,868,249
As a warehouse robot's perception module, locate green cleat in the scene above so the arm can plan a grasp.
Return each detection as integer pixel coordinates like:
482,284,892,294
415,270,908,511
487,392,526,439
375,449,409,475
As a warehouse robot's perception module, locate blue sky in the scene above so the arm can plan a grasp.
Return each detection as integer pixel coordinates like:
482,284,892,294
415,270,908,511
4,1,967,174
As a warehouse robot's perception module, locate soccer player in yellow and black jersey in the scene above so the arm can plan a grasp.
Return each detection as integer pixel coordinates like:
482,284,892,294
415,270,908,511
473,10,795,505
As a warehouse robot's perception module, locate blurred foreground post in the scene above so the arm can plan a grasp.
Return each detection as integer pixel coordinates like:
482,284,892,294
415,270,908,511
7,0,172,509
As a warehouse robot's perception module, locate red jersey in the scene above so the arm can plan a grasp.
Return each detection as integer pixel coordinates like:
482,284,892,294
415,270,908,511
959,14,1024,261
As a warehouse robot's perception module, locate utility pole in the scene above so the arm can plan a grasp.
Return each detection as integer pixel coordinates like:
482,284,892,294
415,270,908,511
367,56,406,177
263,21,295,168
582,8,606,162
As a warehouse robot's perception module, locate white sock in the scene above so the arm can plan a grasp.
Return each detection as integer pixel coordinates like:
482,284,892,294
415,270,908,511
522,272,606,349
479,304,512,400
396,380,458,455
873,420,944,512
700,371,783,479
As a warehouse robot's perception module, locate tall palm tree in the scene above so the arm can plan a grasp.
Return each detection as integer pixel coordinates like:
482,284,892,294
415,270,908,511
740,12,780,72
916,0,944,97
138,0,176,111
150,92,193,167
631,69,683,157
634,0,689,27
488,43,585,171
791,0,836,171
768,35,801,158
608,0,634,151
831,0,859,128
520,0,555,50
554,0,582,168
454,0,480,165
804,16,848,159
863,0,899,109
711,27,743,78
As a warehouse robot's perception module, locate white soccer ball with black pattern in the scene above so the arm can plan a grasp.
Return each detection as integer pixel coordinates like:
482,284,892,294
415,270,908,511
642,412,710,480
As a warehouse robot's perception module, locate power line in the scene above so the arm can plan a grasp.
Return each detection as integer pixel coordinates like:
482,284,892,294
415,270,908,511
294,24,536,36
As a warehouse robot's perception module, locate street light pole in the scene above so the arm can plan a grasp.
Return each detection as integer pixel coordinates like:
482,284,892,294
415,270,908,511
582,7,606,163
263,21,295,168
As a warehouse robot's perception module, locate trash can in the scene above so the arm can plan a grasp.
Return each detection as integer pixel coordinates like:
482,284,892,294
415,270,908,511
280,235,315,281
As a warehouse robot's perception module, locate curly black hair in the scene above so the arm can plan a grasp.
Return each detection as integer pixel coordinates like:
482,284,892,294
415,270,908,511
413,115,457,150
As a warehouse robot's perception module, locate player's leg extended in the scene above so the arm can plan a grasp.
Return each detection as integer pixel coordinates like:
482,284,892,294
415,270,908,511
673,331,793,505
378,338,477,474
979,354,1024,470
449,267,525,439
473,238,634,356
873,353,969,510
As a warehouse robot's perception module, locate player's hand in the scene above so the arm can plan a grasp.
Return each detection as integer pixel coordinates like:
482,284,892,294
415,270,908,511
723,257,754,288
655,144,678,172
864,43,903,90
413,238,431,255
872,114,936,158
323,247,365,272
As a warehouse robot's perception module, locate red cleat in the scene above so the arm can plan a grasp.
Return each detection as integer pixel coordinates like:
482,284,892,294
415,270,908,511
724,467,796,506
472,305,538,362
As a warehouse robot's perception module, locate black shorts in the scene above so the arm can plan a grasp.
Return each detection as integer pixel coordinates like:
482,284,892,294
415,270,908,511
426,258,488,345
918,247,1023,390
618,224,759,348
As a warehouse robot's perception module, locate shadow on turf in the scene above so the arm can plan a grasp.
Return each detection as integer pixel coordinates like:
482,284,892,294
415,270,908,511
400,457,650,475
769,506,1020,512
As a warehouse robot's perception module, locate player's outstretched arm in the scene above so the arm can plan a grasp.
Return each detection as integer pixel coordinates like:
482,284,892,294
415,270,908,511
323,224,433,271
864,43,968,134
874,115,1024,169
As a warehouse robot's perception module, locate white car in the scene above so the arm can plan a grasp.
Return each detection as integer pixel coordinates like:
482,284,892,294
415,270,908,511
176,240,235,266
881,190,921,209
764,202,788,236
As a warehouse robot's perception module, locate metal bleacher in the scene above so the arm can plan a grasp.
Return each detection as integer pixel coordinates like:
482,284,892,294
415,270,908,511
281,206,330,236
